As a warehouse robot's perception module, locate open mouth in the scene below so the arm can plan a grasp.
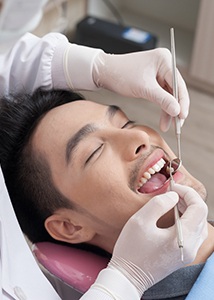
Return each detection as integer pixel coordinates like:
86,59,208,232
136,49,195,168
137,157,175,194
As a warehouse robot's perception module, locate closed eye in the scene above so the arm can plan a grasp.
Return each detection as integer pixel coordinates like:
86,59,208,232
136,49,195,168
85,144,104,164
121,120,136,129
85,120,135,165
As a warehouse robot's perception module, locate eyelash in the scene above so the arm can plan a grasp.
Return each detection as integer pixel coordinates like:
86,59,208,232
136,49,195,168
85,144,103,164
85,120,135,164
121,120,135,129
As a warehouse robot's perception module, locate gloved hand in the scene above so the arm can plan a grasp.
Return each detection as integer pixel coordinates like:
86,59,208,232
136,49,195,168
64,45,189,132
104,185,208,297
81,185,207,300
92,48,190,132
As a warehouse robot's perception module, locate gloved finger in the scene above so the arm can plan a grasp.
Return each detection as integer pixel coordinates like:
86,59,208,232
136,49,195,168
159,110,172,132
195,220,208,244
176,71,190,119
148,81,181,117
177,198,187,214
164,69,190,120
182,214,208,263
172,184,208,223
180,118,185,127
171,186,208,263
172,184,206,206
159,111,185,132
133,191,179,225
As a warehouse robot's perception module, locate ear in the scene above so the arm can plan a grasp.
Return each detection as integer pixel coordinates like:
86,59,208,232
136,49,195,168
44,209,95,244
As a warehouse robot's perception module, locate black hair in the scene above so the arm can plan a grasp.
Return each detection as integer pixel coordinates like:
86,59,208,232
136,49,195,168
0,88,84,243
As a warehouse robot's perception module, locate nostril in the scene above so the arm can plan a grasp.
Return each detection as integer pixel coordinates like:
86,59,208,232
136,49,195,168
135,144,145,154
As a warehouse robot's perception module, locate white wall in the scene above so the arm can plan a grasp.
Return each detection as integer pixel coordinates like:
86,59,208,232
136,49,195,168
120,0,200,32
87,0,201,69
87,0,122,23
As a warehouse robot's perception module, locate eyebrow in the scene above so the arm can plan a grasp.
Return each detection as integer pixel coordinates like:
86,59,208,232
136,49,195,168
65,105,121,164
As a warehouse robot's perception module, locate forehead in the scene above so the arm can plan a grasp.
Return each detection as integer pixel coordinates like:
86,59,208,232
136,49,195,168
31,100,125,157
35,100,110,134
41,100,110,127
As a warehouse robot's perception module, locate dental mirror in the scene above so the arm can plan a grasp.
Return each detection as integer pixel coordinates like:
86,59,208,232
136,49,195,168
166,158,182,175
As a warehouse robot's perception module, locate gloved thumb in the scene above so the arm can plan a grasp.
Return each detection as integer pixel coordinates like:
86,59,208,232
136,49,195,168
159,110,172,132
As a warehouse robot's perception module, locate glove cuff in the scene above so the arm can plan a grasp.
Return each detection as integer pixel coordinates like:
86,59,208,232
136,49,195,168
109,256,155,296
91,267,140,300
63,43,104,91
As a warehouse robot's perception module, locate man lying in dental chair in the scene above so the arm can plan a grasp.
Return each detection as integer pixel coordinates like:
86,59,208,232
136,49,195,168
0,88,213,299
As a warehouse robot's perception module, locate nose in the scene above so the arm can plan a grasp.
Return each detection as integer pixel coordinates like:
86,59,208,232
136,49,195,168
111,128,150,161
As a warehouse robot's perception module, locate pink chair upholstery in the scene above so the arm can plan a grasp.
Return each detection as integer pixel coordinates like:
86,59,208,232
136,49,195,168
33,242,109,293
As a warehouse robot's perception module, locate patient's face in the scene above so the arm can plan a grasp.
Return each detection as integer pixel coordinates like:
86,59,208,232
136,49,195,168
32,100,206,252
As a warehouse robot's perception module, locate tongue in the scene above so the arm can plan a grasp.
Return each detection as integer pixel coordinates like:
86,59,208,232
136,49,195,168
138,173,167,194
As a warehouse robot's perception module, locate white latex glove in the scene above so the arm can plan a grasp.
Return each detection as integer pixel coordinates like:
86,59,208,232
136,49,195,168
103,185,208,297
63,45,189,132
92,48,189,132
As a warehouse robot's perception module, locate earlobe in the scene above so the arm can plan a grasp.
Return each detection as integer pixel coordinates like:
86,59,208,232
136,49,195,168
44,213,95,244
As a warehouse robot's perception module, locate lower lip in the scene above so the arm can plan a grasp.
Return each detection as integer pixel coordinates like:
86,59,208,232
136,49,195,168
139,171,183,196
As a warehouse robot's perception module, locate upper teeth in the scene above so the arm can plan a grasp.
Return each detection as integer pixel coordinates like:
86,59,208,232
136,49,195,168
138,158,166,188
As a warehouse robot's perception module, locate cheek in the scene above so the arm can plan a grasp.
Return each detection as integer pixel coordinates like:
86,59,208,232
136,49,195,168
82,158,126,196
76,165,144,225
69,151,154,234
80,166,127,209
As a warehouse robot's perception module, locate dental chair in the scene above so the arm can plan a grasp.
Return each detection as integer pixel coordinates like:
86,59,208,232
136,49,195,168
32,242,109,300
